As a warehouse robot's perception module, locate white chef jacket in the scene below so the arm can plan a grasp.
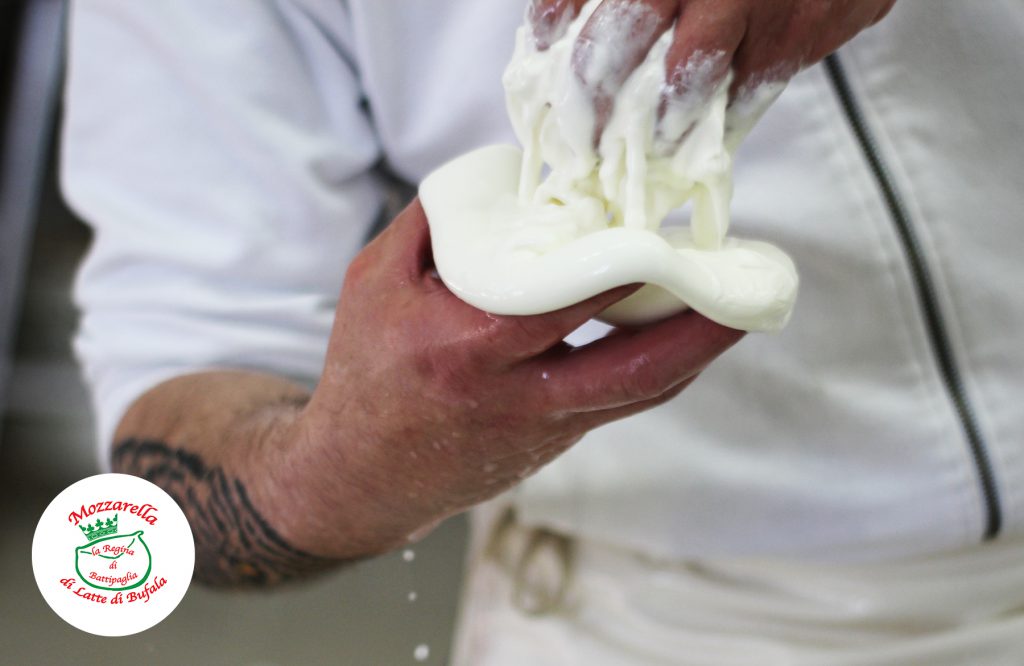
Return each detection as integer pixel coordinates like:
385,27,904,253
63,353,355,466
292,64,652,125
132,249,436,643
64,0,1024,569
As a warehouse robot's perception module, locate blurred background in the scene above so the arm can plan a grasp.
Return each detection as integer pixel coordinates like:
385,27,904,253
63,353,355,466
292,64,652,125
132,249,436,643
0,1,466,663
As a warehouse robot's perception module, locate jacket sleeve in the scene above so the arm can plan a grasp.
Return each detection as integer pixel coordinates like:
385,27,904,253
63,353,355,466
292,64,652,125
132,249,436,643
62,0,383,466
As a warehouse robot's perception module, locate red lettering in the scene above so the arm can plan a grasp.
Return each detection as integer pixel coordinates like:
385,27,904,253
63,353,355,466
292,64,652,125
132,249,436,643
73,587,107,604
66,500,159,523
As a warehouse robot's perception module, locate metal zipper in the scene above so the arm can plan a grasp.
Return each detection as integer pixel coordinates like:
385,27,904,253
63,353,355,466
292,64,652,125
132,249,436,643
823,53,1002,541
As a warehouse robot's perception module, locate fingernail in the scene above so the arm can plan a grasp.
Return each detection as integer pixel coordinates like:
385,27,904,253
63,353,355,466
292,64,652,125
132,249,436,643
574,2,665,95
655,49,729,154
529,0,575,50
724,67,792,149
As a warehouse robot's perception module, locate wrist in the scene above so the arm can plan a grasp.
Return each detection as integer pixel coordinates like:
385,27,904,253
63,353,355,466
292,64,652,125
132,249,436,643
254,401,440,560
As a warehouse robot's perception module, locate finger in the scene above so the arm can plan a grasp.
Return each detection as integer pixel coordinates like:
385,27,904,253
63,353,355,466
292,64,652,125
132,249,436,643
529,0,588,50
536,309,744,412
872,0,897,26
724,1,800,102
574,0,678,142
574,373,699,431
732,0,884,97
485,284,642,363
657,0,746,151
804,0,892,64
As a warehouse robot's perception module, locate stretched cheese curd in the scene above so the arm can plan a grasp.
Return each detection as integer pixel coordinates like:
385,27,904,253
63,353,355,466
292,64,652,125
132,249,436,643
419,0,798,331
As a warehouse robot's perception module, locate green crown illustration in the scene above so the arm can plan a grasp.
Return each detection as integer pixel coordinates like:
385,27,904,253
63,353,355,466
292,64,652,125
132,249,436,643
80,514,118,541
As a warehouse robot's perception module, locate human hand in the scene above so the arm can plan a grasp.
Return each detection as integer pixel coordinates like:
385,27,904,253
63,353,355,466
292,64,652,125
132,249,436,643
529,0,895,139
283,200,743,558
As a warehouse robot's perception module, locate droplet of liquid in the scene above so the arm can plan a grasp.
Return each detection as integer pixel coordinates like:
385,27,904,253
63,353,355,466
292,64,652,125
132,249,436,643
414,644,430,661
407,591,417,602
403,549,416,562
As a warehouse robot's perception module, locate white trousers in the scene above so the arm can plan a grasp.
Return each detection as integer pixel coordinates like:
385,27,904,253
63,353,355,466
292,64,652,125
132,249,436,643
452,506,1024,665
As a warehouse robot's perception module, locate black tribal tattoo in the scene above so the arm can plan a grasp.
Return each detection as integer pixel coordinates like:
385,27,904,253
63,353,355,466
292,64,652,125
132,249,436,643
112,439,338,587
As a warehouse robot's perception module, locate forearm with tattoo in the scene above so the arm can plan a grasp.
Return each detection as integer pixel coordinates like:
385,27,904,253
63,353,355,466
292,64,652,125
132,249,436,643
113,439,338,587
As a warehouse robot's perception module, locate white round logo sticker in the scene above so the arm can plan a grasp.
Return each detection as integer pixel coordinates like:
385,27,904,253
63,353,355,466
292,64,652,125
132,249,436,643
32,473,195,636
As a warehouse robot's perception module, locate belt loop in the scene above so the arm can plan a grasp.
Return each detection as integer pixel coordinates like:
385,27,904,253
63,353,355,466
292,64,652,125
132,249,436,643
512,527,575,616
485,507,576,616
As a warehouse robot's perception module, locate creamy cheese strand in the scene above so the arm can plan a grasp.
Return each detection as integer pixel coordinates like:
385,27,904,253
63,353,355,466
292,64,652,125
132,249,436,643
419,2,799,331
505,2,733,248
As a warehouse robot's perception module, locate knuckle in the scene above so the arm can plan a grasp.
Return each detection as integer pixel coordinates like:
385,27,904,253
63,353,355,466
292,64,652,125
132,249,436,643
617,357,668,401
462,339,499,371
499,316,551,356
618,375,659,402
505,315,542,340
439,318,504,370
646,380,689,408
804,0,833,21
344,250,374,287
412,346,475,395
